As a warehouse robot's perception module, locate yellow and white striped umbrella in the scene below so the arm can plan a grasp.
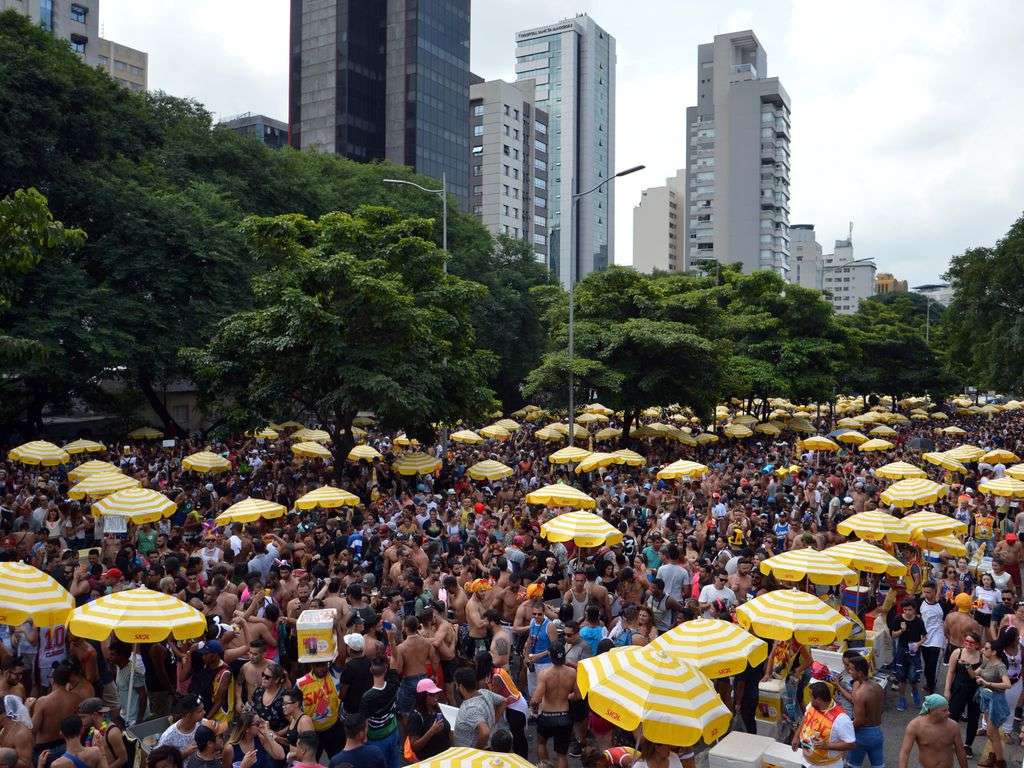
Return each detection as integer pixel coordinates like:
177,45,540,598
775,464,802,477
525,482,596,509
247,427,279,440
8,440,70,466
393,433,419,448
942,425,968,436
759,549,855,585
214,498,287,526
723,423,753,438
1007,464,1024,482
69,471,140,500
594,427,623,441
270,420,305,431
295,486,360,509
575,412,608,426
904,510,968,539
91,488,177,525
68,460,120,482
0,562,74,627
575,452,620,474
534,426,566,442
880,478,948,508
945,444,985,462
979,477,1024,498
62,439,104,455
495,419,521,432
981,449,1020,464
696,432,720,444
583,403,614,416
837,418,861,429
755,422,781,436
610,448,645,467
801,436,840,452
874,461,927,480
291,441,332,460
408,748,532,768
858,438,894,452
540,510,623,548
181,451,231,474
824,540,907,576
348,444,383,462
657,459,709,480
479,424,511,441
649,619,767,678
450,429,484,445
466,460,514,482
836,510,912,543
291,428,332,443
918,534,967,557
835,430,869,445
548,446,592,464
578,646,731,747
127,426,163,440
392,452,442,476
736,589,851,645
930,412,949,421
68,588,206,643
869,425,898,438
922,452,968,474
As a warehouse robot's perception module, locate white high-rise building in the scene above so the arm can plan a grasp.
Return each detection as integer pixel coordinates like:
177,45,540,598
682,31,791,277
515,14,615,287
792,224,876,314
632,169,686,273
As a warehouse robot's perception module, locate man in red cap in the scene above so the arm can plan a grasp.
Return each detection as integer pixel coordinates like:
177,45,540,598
994,532,1023,590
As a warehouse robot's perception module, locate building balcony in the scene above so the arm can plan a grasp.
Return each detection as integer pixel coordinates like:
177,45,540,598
730,63,758,82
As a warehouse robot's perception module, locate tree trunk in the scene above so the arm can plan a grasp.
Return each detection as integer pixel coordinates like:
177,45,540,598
331,411,357,485
622,407,635,440
138,374,184,435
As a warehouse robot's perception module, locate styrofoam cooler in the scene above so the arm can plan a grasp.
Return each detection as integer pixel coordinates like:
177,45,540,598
761,741,804,768
755,718,779,739
296,608,337,663
708,732,776,768
842,585,870,611
757,679,785,725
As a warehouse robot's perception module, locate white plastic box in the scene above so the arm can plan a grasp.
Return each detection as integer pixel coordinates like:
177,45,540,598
761,741,803,768
296,608,337,663
708,732,776,768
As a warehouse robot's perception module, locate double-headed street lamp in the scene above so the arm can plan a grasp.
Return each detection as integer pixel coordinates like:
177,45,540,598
912,283,949,344
383,172,448,273
566,164,645,443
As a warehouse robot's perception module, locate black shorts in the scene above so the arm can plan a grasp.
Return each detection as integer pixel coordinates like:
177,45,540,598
537,710,572,754
441,657,459,683
569,698,588,722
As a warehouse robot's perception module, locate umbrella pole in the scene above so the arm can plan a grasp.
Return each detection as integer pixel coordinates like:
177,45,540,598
127,641,137,724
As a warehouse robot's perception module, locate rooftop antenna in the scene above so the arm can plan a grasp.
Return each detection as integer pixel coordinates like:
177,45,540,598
848,221,854,242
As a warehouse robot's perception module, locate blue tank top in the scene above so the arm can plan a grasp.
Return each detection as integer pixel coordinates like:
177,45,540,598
530,618,551,660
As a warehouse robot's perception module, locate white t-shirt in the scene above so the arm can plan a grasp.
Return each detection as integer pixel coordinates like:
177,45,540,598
919,599,945,648
656,562,690,600
800,711,855,768
698,584,738,617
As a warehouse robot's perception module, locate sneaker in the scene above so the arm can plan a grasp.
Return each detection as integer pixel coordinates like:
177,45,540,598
567,741,583,759
912,689,922,707
897,697,907,711
964,745,974,758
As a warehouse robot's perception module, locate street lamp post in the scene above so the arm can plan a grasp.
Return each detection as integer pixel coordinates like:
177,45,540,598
383,172,448,272
912,283,949,345
566,164,645,444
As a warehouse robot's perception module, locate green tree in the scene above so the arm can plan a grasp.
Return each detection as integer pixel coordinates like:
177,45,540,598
183,206,497,472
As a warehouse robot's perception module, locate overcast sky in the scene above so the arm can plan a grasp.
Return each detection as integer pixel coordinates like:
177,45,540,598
101,0,1024,285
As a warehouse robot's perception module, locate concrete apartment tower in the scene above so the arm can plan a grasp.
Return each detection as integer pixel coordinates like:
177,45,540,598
632,169,686,273
683,31,791,277
515,14,615,287
288,0,471,209
791,224,876,314
469,77,549,263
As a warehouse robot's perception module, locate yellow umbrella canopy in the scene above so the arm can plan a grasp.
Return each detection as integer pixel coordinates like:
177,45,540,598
858,438,894,452
393,433,418,448
408,748,533,768
548,446,592,464
246,427,279,440
127,426,163,440
292,441,333,460
181,451,231,474
788,420,815,434
904,510,968,539
91,488,177,525
68,471,140,500
583,402,614,415
594,427,623,441
0,562,74,627
392,452,442,476
68,459,120,482
945,444,985,462
270,420,305,430
649,618,767,678
869,425,898,438
836,510,913,542
981,449,1020,464
880,478,949,508
657,459,710,480
575,412,607,426
575,452,620,474
214,498,287,526
874,461,926,480
1007,464,1024,482
466,460,514,482
533,426,566,442
922,451,968,474
775,464,801,477
540,510,623,547
348,444,383,462
824,540,907,576
732,414,758,426
979,477,1024,498
8,440,71,466
495,418,521,432
291,428,332,443
479,424,511,441
801,436,840,451
723,423,753,438
525,482,596,509
450,429,484,445
918,534,968,557
295,486,360,509
62,439,105,455
577,646,732,747
68,588,206,643
759,550,855,585
736,589,851,645
941,425,968,435
930,412,949,421
836,417,862,429
610,448,645,467
696,432,720,444
754,422,781,436
835,430,868,445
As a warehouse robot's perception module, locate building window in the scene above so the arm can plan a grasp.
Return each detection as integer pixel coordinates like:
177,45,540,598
536,197,546,208
504,164,509,176
534,139,546,153
473,185,482,195
534,158,546,171
473,104,485,116
503,145,510,156
504,104,510,116
513,188,519,199
504,184,510,196
39,0,53,31
473,205,483,215
504,205,509,216
534,214,546,227
513,129,520,140
535,122,546,135
513,169,519,180
513,208,519,218
70,35,87,54
98,55,109,66
533,233,546,245
114,59,127,71
514,109,519,120
474,125,484,136
70,3,87,23
472,166,482,177
471,145,482,156
130,65,144,77
504,125,510,136
534,177,546,190
513,149,519,160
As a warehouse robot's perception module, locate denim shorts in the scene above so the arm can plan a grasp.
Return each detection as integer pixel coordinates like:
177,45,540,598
847,725,884,768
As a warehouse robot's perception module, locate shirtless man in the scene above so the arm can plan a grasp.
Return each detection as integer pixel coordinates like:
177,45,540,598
0,696,32,768
285,581,314,624
394,615,437,720
0,659,26,700
836,655,884,768
79,698,127,768
210,574,240,622
530,643,577,768
486,612,514,666
944,593,983,661
43,715,107,768
30,664,80,756
408,536,429,577
420,607,456,702
897,694,968,768
465,581,491,655
237,639,270,709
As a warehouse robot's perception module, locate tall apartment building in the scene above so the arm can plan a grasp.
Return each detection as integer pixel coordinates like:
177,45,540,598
875,273,908,295
515,14,615,287
682,31,791,277
288,0,471,209
469,78,549,262
792,224,875,314
96,38,147,92
218,113,289,149
632,169,686,273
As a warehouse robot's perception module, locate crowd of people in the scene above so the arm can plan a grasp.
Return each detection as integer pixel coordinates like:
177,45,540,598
0,399,1023,768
